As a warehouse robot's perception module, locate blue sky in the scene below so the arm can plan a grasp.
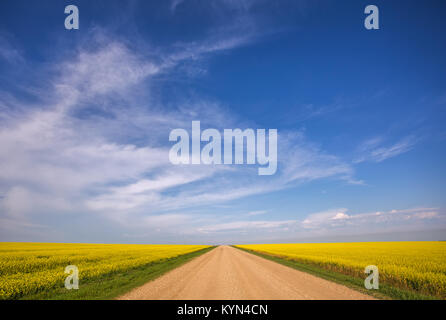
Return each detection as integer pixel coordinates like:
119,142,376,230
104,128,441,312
0,0,445,244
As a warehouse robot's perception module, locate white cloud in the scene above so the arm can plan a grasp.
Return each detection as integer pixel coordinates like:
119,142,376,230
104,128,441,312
332,212,350,220
302,209,349,229
279,132,354,184
247,210,268,216
198,220,296,233
0,29,359,240
60,43,160,100
413,211,438,219
354,135,418,163
300,207,443,232
143,214,192,228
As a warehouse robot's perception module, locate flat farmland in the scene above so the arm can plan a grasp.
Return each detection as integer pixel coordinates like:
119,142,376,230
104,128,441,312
0,242,211,299
236,241,446,299
2,242,445,300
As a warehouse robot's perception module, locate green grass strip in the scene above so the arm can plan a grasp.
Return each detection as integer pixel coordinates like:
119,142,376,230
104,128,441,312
233,246,437,300
22,246,216,300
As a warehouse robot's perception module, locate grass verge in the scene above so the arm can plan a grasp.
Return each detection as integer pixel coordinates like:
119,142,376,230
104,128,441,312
22,246,215,300
233,246,436,300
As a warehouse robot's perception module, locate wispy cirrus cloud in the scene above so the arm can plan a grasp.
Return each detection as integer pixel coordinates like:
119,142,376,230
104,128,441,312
353,135,419,163
0,27,357,242
246,210,268,216
198,219,296,233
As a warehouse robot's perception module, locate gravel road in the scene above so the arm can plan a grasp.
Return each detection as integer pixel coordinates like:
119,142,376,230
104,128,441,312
118,245,375,300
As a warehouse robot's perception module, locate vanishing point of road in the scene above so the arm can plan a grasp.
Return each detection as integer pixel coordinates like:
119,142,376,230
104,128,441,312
118,245,374,300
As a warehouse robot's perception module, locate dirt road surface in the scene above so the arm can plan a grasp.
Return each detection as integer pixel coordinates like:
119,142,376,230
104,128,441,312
118,245,374,300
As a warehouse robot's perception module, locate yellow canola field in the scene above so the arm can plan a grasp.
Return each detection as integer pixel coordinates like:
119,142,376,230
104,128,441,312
0,242,209,299
236,241,446,298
